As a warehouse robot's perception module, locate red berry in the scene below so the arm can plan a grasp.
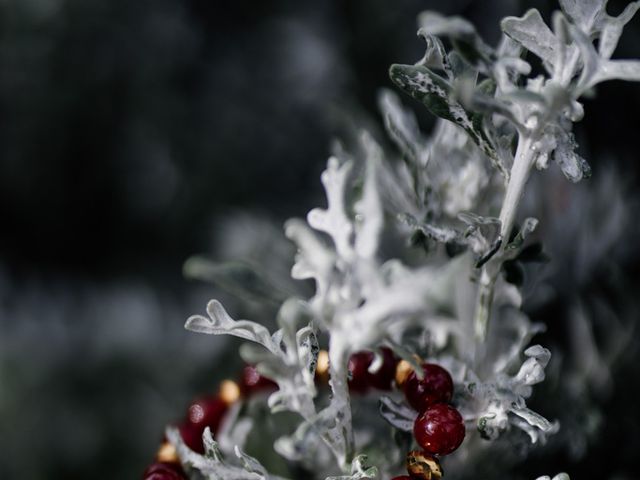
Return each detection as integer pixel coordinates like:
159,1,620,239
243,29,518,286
188,396,228,432
413,404,465,456
179,396,228,453
368,347,398,391
403,363,453,412
143,462,186,480
240,365,277,396
348,348,398,393
178,421,204,453
348,351,374,393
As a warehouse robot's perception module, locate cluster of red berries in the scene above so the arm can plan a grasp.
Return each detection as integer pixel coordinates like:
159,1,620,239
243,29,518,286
143,349,464,480
347,351,464,479
390,362,465,479
142,366,276,480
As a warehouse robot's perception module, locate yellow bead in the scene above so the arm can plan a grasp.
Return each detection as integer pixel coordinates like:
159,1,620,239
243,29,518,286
395,355,424,388
316,350,330,381
156,441,179,463
406,450,443,480
219,379,241,405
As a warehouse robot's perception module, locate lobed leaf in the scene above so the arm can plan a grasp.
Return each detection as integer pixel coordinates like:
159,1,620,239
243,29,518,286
501,9,557,69
389,63,499,165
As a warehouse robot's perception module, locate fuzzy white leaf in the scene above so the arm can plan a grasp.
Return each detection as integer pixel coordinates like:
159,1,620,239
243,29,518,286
285,218,335,300
378,89,428,166
595,59,640,84
166,427,281,480
514,345,551,386
185,300,278,353
325,455,378,480
379,396,415,432
511,406,560,436
553,127,591,183
354,133,384,259
307,157,354,260
598,2,640,59
559,0,605,32
501,9,557,68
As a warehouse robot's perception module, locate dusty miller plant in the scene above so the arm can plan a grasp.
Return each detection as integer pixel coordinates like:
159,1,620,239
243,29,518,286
167,1,640,478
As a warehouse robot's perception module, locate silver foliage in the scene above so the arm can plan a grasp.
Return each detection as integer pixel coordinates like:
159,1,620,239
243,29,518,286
174,1,640,478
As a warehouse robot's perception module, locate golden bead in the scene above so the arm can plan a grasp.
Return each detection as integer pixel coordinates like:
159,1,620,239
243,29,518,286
406,450,443,480
156,441,179,463
219,379,241,405
395,359,413,387
316,349,330,381
395,355,424,388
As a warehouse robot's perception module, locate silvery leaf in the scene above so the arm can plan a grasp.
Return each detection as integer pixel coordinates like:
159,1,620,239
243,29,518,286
418,11,494,68
354,133,384,259
559,0,606,33
553,128,591,183
379,396,416,432
284,218,335,299
325,455,378,480
600,2,640,58
183,257,287,305
514,345,551,386
593,59,640,85
166,427,273,480
510,406,559,435
185,300,278,353
505,217,539,254
377,89,428,167
398,213,460,244
416,33,452,79
501,9,557,69
234,446,269,476
307,157,354,260
389,64,499,165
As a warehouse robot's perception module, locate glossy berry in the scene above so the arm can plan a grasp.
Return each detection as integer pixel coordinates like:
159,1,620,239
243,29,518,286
348,351,375,393
348,348,398,393
403,363,453,412
368,347,398,391
240,365,277,396
179,396,228,453
413,404,465,456
143,462,186,480
178,421,204,453
187,396,228,431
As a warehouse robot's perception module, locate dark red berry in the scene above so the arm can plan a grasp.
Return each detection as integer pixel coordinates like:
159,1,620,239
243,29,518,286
390,476,412,480
348,351,374,393
188,396,228,432
240,365,277,396
143,462,186,480
178,421,204,453
413,404,465,456
179,396,228,453
403,363,453,412
368,347,398,391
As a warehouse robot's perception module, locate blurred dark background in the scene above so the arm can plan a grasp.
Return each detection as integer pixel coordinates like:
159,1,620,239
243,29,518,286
1,0,639,478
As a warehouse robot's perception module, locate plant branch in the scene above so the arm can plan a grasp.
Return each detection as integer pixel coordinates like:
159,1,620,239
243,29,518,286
474,134,537,342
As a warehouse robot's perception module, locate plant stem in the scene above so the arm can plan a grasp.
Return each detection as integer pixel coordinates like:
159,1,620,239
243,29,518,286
473,135,536,342
327,337,355,471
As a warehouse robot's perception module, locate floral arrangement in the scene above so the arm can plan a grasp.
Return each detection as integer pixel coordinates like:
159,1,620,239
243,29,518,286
143,1,640,479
